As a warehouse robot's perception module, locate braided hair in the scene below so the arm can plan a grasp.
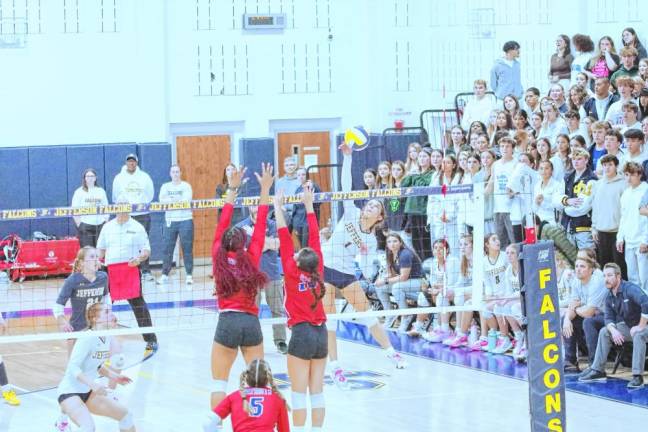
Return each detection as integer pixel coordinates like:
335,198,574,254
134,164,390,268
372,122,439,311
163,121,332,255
213,226,269,298
296,247,325,310
239,359,289,416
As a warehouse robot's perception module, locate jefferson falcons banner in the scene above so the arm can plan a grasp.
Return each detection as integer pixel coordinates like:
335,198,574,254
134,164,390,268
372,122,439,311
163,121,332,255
521,241,566,432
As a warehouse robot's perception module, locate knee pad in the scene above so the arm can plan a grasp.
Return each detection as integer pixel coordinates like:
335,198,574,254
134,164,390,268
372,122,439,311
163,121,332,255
119,412,134,429
355,316,379,328
481,310,494,319
435,294,450,307
291,391,307,410
203,412,222,431
417,292,431,307
212,379,228,393
453,294,465,306
310,392,325,409
111,354,126,370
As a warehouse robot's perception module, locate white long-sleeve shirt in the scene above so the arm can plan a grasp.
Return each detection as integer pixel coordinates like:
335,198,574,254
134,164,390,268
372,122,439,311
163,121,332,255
111,166,155,216
617,182,648,249
460,96,497,130
71,186,109,226
426,173,460,227
159,180,193,223
532,178,564,225
507,163,539,224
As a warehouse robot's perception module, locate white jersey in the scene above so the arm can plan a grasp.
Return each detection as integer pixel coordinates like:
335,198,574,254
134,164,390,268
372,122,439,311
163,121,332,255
504,265,521,297
321,154,379,278
483,252,508,297
57,334,111,395
428,256,460,290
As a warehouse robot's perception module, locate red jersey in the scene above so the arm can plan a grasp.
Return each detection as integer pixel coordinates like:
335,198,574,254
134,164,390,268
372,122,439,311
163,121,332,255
212,203,268,315
214,387,290,432
278,212,326,327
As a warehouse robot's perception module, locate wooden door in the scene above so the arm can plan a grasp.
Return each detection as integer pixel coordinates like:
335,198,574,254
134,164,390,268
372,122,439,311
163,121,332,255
176,135,231,259
277,131,331,225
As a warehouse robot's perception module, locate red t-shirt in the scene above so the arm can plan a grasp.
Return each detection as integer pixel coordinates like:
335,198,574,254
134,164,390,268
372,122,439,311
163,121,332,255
278,212,326,327
212,203,268,315
214,387,290,432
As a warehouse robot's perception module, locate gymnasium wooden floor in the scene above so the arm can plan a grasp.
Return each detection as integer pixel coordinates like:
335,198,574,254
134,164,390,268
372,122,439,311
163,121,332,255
1,271,647,431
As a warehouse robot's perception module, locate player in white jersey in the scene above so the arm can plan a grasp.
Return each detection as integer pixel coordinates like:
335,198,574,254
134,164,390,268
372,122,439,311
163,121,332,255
470,233,508,351
56,303,136,432
320,143,406,389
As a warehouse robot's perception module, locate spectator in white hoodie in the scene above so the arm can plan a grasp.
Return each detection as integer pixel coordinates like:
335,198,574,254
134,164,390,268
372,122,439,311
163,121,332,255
460,79,497,130
616,162,648,290
71,168,109,247
591,154,627,275
112,154,155,280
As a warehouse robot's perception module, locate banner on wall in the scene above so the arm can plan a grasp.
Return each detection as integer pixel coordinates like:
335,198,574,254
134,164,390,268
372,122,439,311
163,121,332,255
521,241,566,432
0,184,473,221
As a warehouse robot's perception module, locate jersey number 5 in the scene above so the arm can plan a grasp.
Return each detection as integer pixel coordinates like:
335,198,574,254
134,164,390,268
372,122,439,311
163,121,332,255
248,397,264,417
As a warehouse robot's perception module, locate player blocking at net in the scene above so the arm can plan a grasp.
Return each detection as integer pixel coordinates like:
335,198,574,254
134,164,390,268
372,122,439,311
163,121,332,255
321,141,406,389
273,185,327,432
209,163,275,410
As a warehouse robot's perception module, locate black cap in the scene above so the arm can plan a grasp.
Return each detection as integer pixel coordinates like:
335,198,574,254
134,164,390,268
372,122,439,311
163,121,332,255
125,153,138,162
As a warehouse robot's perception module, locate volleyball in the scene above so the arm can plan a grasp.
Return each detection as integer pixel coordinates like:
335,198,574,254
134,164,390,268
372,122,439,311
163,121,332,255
111,353,126,369
344,126,370,151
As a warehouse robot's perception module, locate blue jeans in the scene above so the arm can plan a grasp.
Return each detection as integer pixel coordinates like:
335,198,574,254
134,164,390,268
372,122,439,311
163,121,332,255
162,219,194,276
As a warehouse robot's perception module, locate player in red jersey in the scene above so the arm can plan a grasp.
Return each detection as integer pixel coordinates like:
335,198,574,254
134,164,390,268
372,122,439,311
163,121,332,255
203,359,290,432
273,186,327,432
210,163,274,409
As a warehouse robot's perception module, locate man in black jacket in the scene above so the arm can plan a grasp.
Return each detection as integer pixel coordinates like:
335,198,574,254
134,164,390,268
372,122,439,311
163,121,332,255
555,148,597,249
583,77,619,120
579,263,648,389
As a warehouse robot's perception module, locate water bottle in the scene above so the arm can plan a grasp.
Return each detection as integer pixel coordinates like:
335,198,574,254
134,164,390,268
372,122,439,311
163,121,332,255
487,329,498,352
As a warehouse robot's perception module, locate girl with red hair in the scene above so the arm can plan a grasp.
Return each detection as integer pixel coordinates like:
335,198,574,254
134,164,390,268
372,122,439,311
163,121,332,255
209,163,274,410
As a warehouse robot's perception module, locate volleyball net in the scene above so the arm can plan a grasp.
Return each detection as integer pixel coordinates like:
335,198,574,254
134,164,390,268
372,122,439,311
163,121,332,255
0,183,522,344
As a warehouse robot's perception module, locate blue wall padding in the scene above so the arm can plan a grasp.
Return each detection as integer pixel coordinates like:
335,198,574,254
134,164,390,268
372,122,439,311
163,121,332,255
28,146,69,237
239,138,275,197
0,147,31,238
381,133,421,164
66,144,106,234
103,142,137,202
137,142,172,262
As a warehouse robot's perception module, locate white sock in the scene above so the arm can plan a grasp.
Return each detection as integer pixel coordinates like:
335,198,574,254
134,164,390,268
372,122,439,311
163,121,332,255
441,323,450,332
1,384,11,392
292,427,305,432
456,331,465,337
385,346,396,356
329,360,340,371
514,331,524,340
312,427,323,432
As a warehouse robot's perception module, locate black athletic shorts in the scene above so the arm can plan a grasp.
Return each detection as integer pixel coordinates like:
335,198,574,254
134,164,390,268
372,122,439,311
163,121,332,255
214,311,263,349
288,322,328,360
58,391,92,404
323,266,359,290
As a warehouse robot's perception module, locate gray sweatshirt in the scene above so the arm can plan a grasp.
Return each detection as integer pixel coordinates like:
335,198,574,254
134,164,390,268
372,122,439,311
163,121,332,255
591,174,627,233
490,58,523,100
